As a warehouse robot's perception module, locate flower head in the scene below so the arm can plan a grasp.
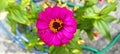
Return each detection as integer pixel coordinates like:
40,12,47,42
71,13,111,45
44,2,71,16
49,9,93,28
36,6,77,46
98,0,103,3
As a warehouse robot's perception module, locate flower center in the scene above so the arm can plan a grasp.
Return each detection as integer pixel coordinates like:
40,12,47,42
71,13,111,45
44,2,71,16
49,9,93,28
49,19,63,32
53,22,61,29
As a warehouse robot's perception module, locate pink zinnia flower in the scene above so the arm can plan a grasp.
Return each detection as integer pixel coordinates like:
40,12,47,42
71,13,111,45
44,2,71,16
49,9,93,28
98,0,103,3
36,6,77,46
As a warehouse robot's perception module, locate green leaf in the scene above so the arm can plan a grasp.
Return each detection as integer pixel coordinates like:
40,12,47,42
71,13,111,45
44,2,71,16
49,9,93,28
7,0,16,4
8,10,26,24
84,0,97,7
50,46,70,54
82,5,100,19
86,30,94,40
67,40,82,54
82,13,99,19
27,2,39,19
75,6,96,31
67,29,82,54
74,29,81,41
103,15,116,24
39,5,44,11
78,18,95,31
118,18,120,23
7,19,17,34
26,43,35,50
94,20,111,40
24,30,46,51
0,0,8,11
92,5,99,13
35,42,46,52
7,5,30,25
49,46,55,53
23,32,39,50
30,2,37,13
20,0,30,8
100,2,117,15
25,32,38,43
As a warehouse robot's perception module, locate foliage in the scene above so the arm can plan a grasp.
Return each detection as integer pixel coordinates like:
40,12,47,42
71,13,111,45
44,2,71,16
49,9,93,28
1,0,44,52
75,1,117,40
0,0,8,11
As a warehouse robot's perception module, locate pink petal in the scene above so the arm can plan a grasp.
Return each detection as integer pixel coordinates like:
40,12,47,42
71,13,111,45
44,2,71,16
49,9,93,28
38,12,48,22
59,7,73,19
38,29,53,46
57,31,64,39
44,7,52,13
62,39,69,44
44,34,54,46
62,30,74,40
52,35,61,46
38,11,51,23
63,25,76,33
63,17,77,26
38,29,50,39
44,7,55,20
52,6,61,18
36,20,48,29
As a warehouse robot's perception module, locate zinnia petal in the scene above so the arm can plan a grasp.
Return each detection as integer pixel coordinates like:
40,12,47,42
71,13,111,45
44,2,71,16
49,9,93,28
62,39,69,44
44,7,55,20
52,6,61,18
62,30,74,39
52,35,61,46
38,12,48,22
63,25,76,33
39,29,53,46
63,17,77,26
59,7,73,19
44,34,54,46
36,20,48,29
57,31,65,39
38,29,50,39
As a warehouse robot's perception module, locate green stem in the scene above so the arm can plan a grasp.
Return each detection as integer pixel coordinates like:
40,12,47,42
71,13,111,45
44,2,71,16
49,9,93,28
100,33,120,53
63,2,83,8
81,45,99,53
54,0,83,8
81,33,120,54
